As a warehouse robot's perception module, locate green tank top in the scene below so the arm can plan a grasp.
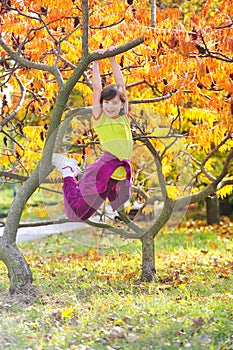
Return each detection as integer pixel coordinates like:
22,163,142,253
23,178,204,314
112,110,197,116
92,112,133,180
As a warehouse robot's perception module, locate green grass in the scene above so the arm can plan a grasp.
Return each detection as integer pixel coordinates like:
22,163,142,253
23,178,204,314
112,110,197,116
0,221,233,350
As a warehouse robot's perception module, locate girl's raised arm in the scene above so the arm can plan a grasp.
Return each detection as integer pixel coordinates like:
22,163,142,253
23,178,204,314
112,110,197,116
109,56,126,91
109,52,128,113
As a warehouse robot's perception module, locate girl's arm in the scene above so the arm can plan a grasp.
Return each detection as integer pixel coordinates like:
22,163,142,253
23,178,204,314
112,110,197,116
109,55,128,113
109,56,125,91
92,60,102,118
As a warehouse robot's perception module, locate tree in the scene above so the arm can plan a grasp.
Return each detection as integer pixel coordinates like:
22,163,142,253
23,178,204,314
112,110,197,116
0,0,232,294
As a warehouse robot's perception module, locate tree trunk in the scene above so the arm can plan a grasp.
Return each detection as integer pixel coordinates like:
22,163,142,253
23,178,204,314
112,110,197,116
0,237,32,294
1,169,42,293
206,193,220,225
140,233,157,282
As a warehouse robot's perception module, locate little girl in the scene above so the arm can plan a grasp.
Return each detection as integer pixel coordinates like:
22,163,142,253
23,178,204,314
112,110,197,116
52,48,133,221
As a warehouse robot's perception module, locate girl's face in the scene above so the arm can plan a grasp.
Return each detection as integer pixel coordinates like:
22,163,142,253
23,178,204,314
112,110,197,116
102,95,122,117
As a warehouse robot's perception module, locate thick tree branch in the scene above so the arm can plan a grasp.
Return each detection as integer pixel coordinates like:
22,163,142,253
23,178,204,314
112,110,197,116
116,209,145,236
0,171,28,182
89,37,145,62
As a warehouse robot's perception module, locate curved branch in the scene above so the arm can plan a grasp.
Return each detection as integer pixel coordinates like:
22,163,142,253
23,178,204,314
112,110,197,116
181,151,216,182
177,148,233,206
0,216,144,239
217,179,233,189
90,17,125,29
0,38,52,71
0,39,63,85
129,90,177,104
149,197,175,238
202,133,232,167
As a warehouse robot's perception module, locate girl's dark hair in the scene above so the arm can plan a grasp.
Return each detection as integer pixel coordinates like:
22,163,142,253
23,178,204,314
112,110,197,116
100,84,126,105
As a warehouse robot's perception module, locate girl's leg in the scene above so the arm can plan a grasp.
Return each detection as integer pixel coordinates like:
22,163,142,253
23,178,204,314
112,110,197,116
62,176,117,221
62,177,95,221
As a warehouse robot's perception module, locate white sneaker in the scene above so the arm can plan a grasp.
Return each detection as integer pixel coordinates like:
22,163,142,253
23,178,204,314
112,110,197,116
52,153,81,175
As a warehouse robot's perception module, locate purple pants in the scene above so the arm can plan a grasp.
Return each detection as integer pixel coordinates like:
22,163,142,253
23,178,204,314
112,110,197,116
62,152,132,222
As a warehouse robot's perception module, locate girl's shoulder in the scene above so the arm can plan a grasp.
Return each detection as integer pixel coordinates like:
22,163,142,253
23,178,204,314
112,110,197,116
92,110,103,121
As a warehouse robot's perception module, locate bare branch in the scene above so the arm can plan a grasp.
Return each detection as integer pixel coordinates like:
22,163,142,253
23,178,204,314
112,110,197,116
0,171,28,182
181,151,216,182
116,209,145,236
89,37,145,62
178,148,233,205
90,17,124,29
201,132,232,167
149,197,175,238
129,91,176,104
0,129,24,151
17,218,73,228
0,216,144,239
129,73,187,105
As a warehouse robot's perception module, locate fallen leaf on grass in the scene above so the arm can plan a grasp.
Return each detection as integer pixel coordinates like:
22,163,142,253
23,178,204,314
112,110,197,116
62,307,75,318
178,283,186,291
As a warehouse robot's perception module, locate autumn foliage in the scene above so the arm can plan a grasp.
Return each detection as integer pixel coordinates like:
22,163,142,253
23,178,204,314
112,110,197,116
0,0,232,204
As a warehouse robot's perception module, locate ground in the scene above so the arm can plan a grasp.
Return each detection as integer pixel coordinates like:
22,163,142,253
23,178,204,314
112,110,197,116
0,218,232,350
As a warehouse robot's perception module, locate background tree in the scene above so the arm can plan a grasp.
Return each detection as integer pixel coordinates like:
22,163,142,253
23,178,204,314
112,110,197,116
0,0,232,294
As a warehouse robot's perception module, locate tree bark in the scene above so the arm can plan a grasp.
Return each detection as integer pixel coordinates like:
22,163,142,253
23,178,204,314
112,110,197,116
140,233,156,282
206,193,220,225
0,237,32,294
0,171,40,293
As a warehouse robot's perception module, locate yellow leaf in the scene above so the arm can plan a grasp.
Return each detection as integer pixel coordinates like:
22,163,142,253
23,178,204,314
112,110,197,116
210,242,218,250
178,283,186,291
61,307,74,318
